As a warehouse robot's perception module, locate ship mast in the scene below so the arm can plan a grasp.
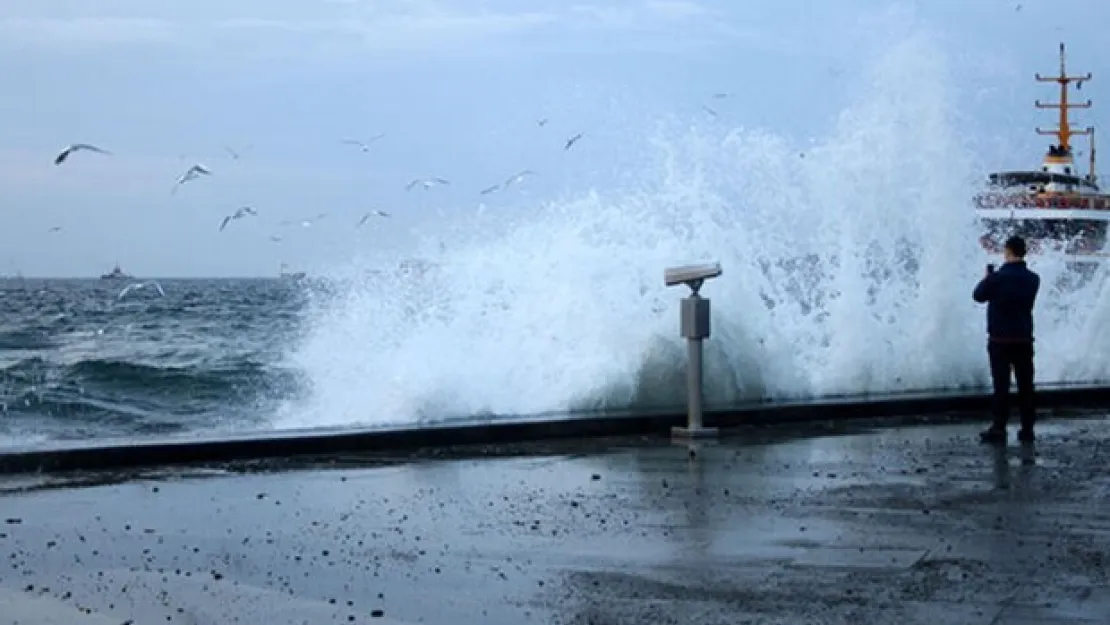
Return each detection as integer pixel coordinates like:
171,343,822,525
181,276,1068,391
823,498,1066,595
1089,126,1098,185
1035,42,1093,176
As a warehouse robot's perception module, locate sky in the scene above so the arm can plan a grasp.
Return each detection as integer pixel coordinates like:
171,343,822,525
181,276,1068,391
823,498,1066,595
0,0,1107,277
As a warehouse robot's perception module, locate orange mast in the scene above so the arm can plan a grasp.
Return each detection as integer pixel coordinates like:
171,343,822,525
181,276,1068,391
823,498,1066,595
1035,43,1092,159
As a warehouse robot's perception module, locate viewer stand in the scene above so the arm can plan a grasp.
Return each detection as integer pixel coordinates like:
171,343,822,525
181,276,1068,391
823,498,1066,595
663,262,723,440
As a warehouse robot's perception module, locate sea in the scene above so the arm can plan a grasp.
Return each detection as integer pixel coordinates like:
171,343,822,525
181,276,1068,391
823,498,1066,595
4,248,1110,451
0,278,308,446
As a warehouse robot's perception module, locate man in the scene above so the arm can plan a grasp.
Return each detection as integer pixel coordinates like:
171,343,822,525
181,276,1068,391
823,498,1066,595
972,235,1041,444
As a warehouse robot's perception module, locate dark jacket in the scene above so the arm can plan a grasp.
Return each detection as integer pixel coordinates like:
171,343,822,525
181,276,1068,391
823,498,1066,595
972,260,1040,341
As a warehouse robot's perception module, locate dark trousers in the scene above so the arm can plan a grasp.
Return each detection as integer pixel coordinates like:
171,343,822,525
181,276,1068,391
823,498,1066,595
987,340,1036,430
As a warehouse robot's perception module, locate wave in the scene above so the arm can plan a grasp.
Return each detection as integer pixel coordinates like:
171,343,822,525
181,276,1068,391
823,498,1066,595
0,354,304,442
277,31,1110,431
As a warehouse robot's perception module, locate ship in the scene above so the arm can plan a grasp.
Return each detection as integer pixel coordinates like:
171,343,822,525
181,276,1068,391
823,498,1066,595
279,263,306,280
975,43,1108,265
99,262,132,280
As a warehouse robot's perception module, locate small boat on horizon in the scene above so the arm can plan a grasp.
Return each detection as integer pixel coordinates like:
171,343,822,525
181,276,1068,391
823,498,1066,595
100,263,132,280
279,263,306,280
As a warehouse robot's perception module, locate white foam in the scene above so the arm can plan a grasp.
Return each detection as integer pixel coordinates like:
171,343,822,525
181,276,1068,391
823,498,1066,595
276,33,1110,430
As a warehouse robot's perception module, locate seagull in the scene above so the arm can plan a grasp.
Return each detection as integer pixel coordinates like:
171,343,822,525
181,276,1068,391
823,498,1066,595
172,164,211,195
405,177,449,191
118,281,165,300
702,105,718,118
269,235,283,243
280,218,316,228
537,118,549,127
54,143,111,165
502,170,535,188
47,226,62,233
219,206,258,231
564,133,583,151
224,144,253,160
479,184,500,195
712,92,730,99
357,210,390,227
342,134,385,152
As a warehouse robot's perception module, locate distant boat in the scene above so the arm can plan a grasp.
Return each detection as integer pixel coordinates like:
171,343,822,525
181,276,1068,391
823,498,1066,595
279,263,306,280
100,263,132,280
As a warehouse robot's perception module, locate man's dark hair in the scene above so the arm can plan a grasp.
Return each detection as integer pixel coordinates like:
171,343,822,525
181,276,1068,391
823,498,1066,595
1005,235,1027,258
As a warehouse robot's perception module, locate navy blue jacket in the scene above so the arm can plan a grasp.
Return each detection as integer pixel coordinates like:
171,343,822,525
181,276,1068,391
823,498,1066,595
972,261,1040,341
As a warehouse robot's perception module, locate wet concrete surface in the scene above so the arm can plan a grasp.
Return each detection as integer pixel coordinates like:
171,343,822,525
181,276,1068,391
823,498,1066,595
0,416,1108,624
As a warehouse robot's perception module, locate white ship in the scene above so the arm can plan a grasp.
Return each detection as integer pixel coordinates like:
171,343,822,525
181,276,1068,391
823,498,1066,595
975,43,1108,265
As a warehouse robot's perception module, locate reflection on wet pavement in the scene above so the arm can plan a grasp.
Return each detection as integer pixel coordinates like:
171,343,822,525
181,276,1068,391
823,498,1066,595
0,417,1108,624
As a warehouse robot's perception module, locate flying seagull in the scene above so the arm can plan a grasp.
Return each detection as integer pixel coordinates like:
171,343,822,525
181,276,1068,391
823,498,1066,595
342,134,386,152
269,235,283,243
479,184,500,195
405,177,449,191
502,170,535,188
48,226,62,233
172,164,211,195
280,217,318,228
702,105,719,118
564,133,583,151
537,118,549,127
118,281,165,300
219,206,258,231
54,143,111,165
224,144,253,160
357,210,390,227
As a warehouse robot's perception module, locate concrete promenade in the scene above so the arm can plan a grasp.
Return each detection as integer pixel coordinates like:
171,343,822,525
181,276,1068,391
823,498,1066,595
0,413,1108,624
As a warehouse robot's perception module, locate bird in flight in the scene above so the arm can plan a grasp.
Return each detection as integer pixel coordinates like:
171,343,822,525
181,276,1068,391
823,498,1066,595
219,206,258,231
537,118,549,127
280,215,321,228
54,143,111,165
502,170,535,189
48,226,62,233
564,133,583,151
405,177,449,191
479,170,536,195
172,164,212,195
269,235,283,243
118,281,165,300
357,210,390,227
342,134,386,152
224,144,253,160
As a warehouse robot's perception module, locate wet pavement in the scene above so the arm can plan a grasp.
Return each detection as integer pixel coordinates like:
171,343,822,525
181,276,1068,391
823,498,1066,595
0,415,1108,625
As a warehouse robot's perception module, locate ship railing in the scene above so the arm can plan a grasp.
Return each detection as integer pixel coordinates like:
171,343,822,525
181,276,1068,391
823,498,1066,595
974,192,1110,210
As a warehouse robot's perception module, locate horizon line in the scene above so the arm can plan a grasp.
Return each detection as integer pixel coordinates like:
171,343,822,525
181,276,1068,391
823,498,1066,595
0,274,308,280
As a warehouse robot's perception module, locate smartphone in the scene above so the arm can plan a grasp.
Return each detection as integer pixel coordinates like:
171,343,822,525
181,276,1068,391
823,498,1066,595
986,263,996,274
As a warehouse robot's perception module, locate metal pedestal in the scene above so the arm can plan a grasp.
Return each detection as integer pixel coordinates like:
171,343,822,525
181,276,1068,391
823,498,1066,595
671,293,719,440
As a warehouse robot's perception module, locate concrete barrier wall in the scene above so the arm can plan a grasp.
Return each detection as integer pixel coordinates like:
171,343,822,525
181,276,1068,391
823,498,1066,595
1,383,1108,475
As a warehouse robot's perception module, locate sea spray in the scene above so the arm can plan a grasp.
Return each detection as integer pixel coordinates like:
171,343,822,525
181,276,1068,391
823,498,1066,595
280,33,1110,430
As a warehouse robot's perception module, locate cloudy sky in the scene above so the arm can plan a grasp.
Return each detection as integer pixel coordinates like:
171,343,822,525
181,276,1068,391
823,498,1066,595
0,0,1105,277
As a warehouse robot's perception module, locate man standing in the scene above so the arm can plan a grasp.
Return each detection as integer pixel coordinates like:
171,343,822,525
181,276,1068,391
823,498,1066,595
973,235,1041,444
